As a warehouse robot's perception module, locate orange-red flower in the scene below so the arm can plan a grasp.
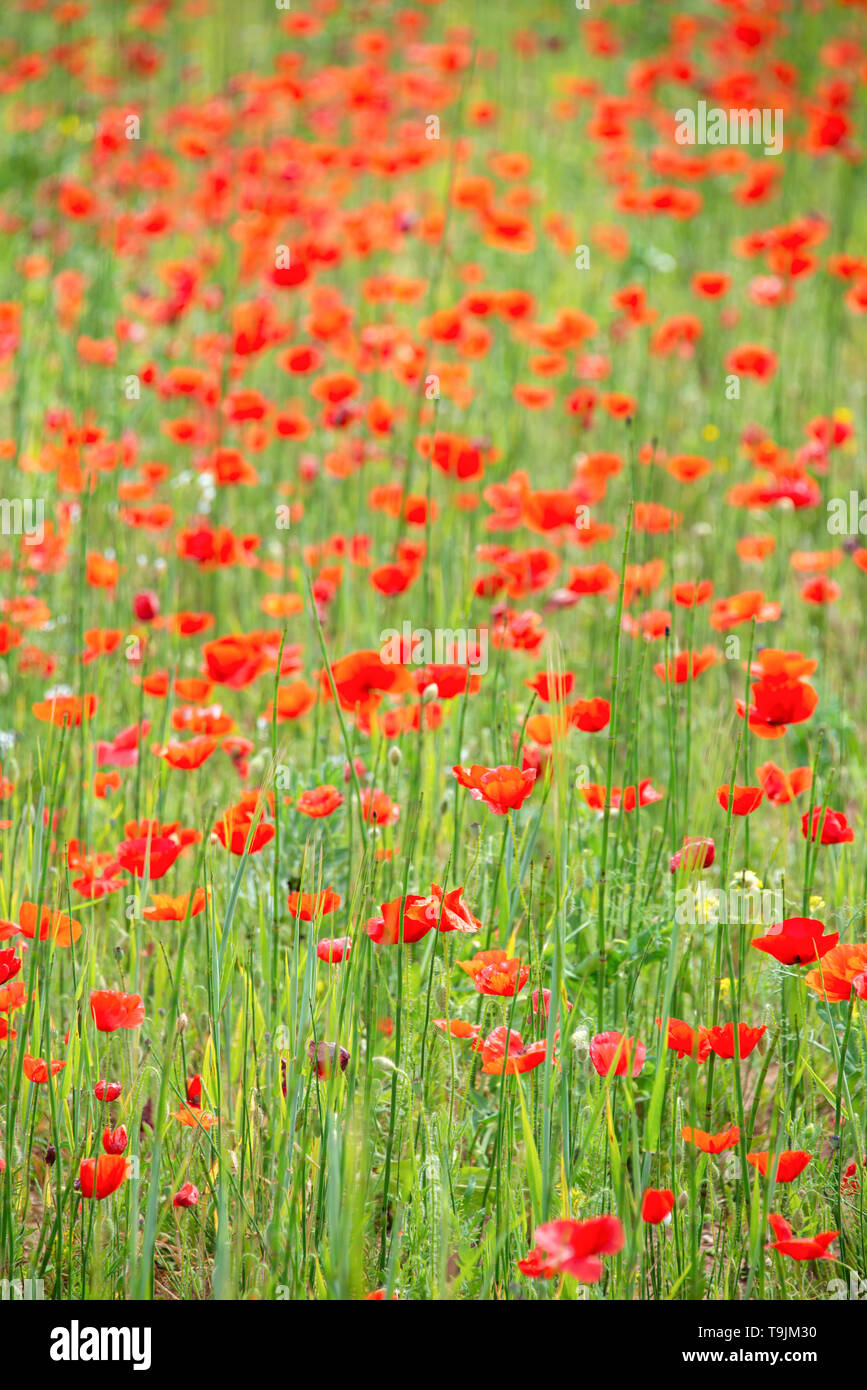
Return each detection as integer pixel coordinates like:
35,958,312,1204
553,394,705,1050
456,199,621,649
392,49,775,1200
143,888,207,922
752,917,838,966
519,1215,624,1282
17,901,82,947
805,943,867,1002
801,807,854,845
682,1125,740,1154
766,1213,838,1261
746,1150,812,1183
90,990,145,1032
657,1017,711,1062
459,949,529,996
479,1026,549,1074
641,1188,675,1224
79,1154,132,1200
296,785,344,818
287,889,341,921
705,1022,766,1059
452,763,536,815
590,1030,646,1077
716,785,764,815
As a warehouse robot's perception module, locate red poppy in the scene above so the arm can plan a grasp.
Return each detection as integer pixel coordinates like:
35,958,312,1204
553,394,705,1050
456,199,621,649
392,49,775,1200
706,1022,766,1059
79,1154,132,1199
805,943,867,1002
590,1031,646,1077
756,762,812,805
90,990,145,1032
22,1054,66,1083
287,890,341,921
746,1151,812,1183
116,836,182,879
520,1215,624,1282
641,1188,675,1224
479,1026,549,1074
657,1017,711,1062
682,1125,740,1154
17,901,82,947
316,936,351,964
716,785,764,815
766,1213,838,1262
296,785,344,818
752,917,838,965
459,949,529,997
452,763,536,815
669,836,715,873
801,807,854,845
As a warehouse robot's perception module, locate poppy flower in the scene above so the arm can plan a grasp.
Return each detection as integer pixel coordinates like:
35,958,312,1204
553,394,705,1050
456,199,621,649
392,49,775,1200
801,807,854,845
143,888,208,922
172,1106,218,1130
213,804,275,855
716,785,764,815
521,1215,624,1282
316,936,351,964
752,917,838,965
433,1018,481,1045
94,1080,123,1102
669,836,715,873
654,648,719,683
581,780,664,813
287,889,341,921
32,693,97,727
0,949,21,986
746,1151,812,1182
805,943,867,1002
682,1125,740,1154
116,836,182,879
657,1017,711,1062
90,990,145,1032
706,1022,766,1059
264,681,318,722
756,762,812,805
154,736,219,770
590,1031,646,1077
174,1182,200,1208
296,785,344,818
360,788,400,826
22,1055,66,1083
766,1213,838,1261
452,763,536,815
102,1126,128,1154
79,1154,132,1200
459,950,529,997
642,1188,675,1224
308,1041,350,1078
479,1026,549,1075
17,901,82,947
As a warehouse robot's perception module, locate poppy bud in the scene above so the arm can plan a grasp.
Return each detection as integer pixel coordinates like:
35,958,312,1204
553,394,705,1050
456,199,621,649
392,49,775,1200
308,1040,350,1078
388,745,401,767
102,1125,128,1155
94,1079,123,1102
177,1013,188,1034
45,1144,56,1166
133,589,159,622
677,1191,689,1210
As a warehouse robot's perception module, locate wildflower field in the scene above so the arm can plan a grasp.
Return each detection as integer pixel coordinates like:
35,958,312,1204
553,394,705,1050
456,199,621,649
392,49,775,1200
1,0,866,1314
